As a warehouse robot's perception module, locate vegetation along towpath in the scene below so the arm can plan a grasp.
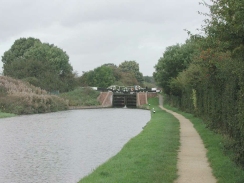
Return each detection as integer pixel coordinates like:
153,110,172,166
159,95,216,183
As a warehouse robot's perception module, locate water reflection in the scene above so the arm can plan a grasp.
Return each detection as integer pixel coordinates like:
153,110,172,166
0,109,150,183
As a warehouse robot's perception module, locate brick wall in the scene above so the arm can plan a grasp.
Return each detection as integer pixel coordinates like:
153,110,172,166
137,92,147,106
97,92,113,107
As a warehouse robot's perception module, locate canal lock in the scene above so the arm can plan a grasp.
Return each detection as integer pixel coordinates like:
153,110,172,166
112,93,137,108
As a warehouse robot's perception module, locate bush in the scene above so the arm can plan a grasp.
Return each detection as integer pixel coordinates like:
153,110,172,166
166,52,244,167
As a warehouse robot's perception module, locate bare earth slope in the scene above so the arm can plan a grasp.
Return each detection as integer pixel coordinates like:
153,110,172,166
159,95,216,183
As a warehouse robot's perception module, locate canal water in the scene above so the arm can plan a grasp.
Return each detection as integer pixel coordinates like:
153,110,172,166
0,108,150,183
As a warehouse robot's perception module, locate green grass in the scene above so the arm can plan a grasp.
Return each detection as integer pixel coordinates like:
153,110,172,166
164,104,244,183
0,111,15,118
79,98,180,183
59,87,100,106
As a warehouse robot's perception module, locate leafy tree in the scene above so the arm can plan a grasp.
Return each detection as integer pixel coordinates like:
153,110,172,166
1,37,75,92
79,70,94,87
143,0,244,167
2,37,41,74
2,37,41,63
79,66,115,88
102,63,117,68
143,76,156,88
202,0,244,57
154,44,185,94
117,72,139,86
23,43,72,75
92,66,115,87
79,63,141,87
102,63,121,81
154,38,200,95
119,60,144,84
143,76,154,83
102,63,139,86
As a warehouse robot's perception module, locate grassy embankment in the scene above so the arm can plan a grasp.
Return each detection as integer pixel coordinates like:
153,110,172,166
79,97,180,183
59,87,100,106
0,76,68,115
0,111,15,118
0,76,101,115
164,104,244,183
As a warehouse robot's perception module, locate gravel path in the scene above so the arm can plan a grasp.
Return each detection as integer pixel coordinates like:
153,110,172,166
159,95,216,183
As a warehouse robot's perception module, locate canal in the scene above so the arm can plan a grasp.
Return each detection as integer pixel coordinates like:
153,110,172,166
0,108,150,183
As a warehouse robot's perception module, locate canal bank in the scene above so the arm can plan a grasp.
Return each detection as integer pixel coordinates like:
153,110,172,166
159,95,216,183
79,97,180,183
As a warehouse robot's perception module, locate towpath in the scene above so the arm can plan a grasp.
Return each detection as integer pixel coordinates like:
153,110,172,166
159,95,216,183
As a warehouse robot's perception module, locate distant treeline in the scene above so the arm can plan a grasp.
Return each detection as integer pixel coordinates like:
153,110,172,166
1,38,155,92
0,38,155,115
78,62,144,88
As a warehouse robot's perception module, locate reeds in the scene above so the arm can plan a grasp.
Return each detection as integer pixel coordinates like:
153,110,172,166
0,76,68,114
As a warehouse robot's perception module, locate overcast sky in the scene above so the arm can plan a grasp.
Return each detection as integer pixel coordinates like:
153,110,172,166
0,0,210,76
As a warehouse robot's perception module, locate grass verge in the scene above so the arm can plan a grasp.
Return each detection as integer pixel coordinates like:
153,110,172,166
164,104,244,183
0,111,15,118
79,97,180,183
59,87,100,106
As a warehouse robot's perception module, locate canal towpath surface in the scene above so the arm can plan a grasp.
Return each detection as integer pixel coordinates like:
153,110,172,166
159,95,216,183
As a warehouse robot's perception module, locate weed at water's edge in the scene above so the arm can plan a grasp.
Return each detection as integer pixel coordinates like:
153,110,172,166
0,111,15,118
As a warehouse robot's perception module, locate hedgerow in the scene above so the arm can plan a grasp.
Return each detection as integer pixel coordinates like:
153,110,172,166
155,0,244,167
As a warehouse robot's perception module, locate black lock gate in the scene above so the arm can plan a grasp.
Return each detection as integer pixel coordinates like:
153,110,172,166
112,93,137,108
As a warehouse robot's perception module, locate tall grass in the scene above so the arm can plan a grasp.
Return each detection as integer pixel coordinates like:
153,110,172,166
0,76,68,114
79,97,180,183
0,111,15,118
0,76,47,95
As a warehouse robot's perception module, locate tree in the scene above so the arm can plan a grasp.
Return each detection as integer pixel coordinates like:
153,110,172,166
1,37,75,92
117,72,139,86
153,38,200,95
79,62,142,87
118,60,144,84
2,37,41,74
202,0,244,57
2,37,41,64
102,62,139,86
152,0,244,167
143,76,154,83
23,43,72,75
79,70,94,87
154,44,186,94
79,65,115,88
92,66,115,87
